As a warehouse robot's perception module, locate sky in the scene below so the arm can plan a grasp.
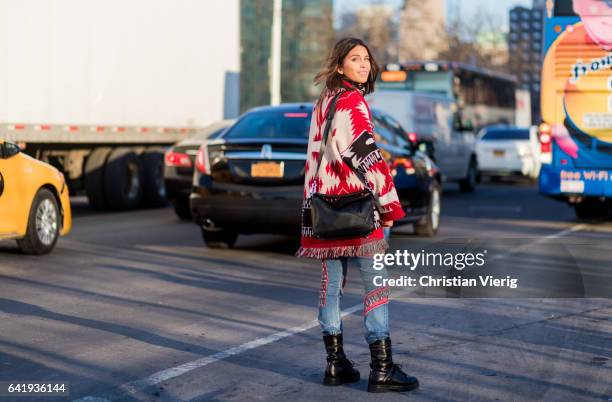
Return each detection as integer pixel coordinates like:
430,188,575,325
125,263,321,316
334,0,533,31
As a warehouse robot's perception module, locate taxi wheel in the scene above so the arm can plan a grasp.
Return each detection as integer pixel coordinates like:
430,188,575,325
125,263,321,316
17,189,60,255
84,147,112,210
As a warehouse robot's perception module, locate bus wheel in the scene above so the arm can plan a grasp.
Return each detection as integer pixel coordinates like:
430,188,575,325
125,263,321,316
140,147,169,208
104,147,143,210
84,147,112,210
574,199,609,221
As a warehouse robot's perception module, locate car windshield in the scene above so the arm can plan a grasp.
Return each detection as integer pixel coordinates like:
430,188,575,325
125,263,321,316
223,110,312,139
481,129,530,140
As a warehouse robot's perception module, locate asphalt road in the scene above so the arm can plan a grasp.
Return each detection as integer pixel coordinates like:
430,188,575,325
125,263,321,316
0,181,610,402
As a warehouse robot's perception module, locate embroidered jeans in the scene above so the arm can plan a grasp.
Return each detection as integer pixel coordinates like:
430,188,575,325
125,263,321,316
318,256,390,344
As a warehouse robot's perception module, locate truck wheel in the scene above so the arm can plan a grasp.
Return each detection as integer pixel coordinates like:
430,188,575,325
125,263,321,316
414,183,441,237
201,228,238,249
17,189,60,255
574,199,609,221
140,147,169,208
459,158,477,193
84,147,112,210
172,197,192,220
104,147,142,210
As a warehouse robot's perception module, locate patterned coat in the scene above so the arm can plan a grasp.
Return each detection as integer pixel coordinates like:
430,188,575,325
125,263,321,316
296,80,406,259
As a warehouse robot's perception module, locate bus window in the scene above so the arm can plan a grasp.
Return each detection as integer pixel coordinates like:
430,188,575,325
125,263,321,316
554,0,577,16
378,63,517,128
413,71,452,95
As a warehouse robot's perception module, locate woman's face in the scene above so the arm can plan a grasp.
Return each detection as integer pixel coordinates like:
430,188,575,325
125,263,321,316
337,45,371,84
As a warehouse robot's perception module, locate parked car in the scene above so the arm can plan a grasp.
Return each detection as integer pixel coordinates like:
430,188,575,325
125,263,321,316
164,120,235,219
189,104,442,248
476,125,540,180
0,140,72,254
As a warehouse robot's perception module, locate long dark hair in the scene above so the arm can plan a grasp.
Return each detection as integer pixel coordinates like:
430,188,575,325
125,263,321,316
313,37,380,109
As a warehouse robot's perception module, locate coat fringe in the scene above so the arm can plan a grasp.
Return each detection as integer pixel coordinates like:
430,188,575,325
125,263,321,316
295,239,389,259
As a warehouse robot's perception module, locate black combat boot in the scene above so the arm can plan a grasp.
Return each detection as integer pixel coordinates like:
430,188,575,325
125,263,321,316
322,334,360,386
368,337,419,393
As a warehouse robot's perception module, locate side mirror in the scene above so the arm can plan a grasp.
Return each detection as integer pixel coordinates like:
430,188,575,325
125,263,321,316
1,142,20,159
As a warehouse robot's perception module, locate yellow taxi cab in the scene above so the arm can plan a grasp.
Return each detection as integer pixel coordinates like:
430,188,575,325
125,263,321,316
0,139,71,254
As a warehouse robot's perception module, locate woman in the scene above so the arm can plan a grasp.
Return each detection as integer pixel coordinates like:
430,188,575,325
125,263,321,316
296,38,419,393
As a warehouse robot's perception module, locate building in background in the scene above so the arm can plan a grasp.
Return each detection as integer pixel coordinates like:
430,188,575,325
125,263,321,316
508,0,545,124
398,0,446,61
356,5,397,65
240,0,334,113
475,31,509,68
336,4,398,66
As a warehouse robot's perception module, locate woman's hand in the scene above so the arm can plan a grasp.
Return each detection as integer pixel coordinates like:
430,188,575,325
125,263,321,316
382,220,394,228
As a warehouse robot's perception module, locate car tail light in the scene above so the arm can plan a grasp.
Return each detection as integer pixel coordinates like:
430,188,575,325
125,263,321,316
165,150,192,168
195,148,208,174
407,132,418,144
392,158,414,169
392,157,415,175
539,123,552,164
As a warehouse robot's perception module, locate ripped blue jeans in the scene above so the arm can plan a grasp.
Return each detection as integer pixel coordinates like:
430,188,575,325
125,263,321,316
318,256,390,344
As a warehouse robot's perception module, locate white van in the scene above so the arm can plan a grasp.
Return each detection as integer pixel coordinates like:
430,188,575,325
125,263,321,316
367,89,478,192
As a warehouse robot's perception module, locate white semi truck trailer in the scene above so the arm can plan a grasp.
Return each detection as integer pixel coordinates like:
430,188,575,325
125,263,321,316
0,0,240,210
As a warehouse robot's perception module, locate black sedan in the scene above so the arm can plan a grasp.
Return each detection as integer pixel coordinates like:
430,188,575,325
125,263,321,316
190,104,441,248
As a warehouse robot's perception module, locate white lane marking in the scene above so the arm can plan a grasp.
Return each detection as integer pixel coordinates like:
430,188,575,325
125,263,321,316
73,304,363,402
469,206,522,213
490,223,585,261
73,223,587,401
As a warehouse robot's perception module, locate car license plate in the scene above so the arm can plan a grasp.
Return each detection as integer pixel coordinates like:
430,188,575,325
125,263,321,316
251,161,284,178
493,150,505,157
560,180,584,193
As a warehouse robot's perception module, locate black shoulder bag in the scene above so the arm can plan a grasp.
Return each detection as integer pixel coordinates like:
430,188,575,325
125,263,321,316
310,91,376,240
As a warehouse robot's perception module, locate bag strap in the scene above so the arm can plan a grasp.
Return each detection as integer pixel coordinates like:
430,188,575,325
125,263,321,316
313,90,373,194
314,91,342,173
